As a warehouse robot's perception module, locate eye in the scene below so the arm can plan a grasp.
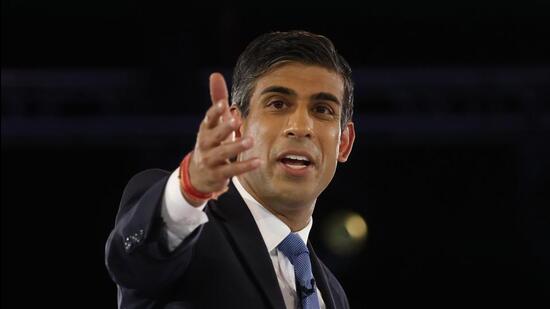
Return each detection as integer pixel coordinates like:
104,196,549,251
313,104,334,115
268,100,286,110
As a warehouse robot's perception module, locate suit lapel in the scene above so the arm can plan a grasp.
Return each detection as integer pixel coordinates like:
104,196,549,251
309,243,337,309
209,183,286,309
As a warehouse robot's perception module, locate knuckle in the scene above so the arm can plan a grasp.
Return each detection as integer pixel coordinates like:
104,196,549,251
202,154,213,166
244,161,255,170
208,107,220,118
218,147,230,158
214,131,223,141
198,138,209,150
224,121,235,131
237,162,247,172
206,106,216,116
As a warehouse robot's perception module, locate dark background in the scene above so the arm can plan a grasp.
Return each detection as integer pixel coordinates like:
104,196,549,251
2,1,549,307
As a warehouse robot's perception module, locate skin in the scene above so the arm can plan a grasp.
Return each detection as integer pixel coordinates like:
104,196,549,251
187,62,355,232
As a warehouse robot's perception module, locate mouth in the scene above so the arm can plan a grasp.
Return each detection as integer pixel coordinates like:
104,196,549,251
276,152,315,175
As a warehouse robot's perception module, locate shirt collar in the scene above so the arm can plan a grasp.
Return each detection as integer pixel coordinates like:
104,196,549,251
232,176,313,253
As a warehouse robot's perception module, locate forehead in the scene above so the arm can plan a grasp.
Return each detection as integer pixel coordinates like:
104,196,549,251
252,62,344,100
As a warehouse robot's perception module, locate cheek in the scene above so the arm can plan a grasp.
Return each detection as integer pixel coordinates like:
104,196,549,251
244,120,276,157
323,128,342,160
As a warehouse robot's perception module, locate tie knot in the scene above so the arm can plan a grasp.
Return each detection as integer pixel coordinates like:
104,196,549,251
277,233,309,264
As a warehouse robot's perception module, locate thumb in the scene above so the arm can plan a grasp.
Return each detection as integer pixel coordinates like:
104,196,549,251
209,72,229,105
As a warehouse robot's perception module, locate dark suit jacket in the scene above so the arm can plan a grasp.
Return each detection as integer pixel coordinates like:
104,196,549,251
105,169,349,309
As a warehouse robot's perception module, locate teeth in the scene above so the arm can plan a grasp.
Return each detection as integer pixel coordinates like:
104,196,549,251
284,155,309,161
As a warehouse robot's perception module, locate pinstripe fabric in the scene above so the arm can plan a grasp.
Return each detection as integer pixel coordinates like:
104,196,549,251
278,233,321,309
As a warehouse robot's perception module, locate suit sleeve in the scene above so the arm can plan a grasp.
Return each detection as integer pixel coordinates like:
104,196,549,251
104,169,204,297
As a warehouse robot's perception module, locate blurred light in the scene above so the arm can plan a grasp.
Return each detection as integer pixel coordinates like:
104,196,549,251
322,210,368,256
345,214,368,240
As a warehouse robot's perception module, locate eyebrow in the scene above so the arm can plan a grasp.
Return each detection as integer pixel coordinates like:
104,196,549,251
311,92,341,105
260,85,341,105
260,86,297,97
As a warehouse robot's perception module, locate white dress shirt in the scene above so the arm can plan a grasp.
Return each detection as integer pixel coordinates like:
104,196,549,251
160,168,326,309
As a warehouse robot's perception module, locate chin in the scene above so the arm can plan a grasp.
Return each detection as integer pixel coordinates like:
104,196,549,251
271,183,317,205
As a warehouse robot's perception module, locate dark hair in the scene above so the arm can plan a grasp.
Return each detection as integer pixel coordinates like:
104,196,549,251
231,30,354,128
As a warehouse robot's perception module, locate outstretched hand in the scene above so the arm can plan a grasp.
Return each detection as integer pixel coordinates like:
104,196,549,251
185,73,260,205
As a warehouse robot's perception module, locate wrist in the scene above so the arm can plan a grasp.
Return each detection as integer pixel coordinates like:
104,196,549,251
179,152,213,204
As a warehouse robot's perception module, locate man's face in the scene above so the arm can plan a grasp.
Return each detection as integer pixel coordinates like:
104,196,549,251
235,62,355,209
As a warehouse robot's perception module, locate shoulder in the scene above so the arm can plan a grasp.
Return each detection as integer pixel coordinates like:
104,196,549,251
125,169,171,190
121,169,171,200
115,169,171,221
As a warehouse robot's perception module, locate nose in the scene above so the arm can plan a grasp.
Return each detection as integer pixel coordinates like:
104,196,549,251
283,106,313,139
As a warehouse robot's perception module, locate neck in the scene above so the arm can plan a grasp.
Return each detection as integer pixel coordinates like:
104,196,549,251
265,203,313,232
237,176,315,232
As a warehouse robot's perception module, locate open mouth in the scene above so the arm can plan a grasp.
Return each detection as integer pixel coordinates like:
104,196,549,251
279,154,312,169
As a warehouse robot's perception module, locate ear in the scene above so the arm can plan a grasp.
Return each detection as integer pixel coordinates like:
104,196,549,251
338,121,355,163
230,105,244,139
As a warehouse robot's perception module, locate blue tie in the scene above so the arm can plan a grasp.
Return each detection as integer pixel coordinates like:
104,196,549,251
277,233,321,309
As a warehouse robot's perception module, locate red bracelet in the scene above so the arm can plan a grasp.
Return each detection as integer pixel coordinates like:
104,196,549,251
179,152,213,201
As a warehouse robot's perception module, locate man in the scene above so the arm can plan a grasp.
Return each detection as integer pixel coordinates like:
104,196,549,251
105,30,355,309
